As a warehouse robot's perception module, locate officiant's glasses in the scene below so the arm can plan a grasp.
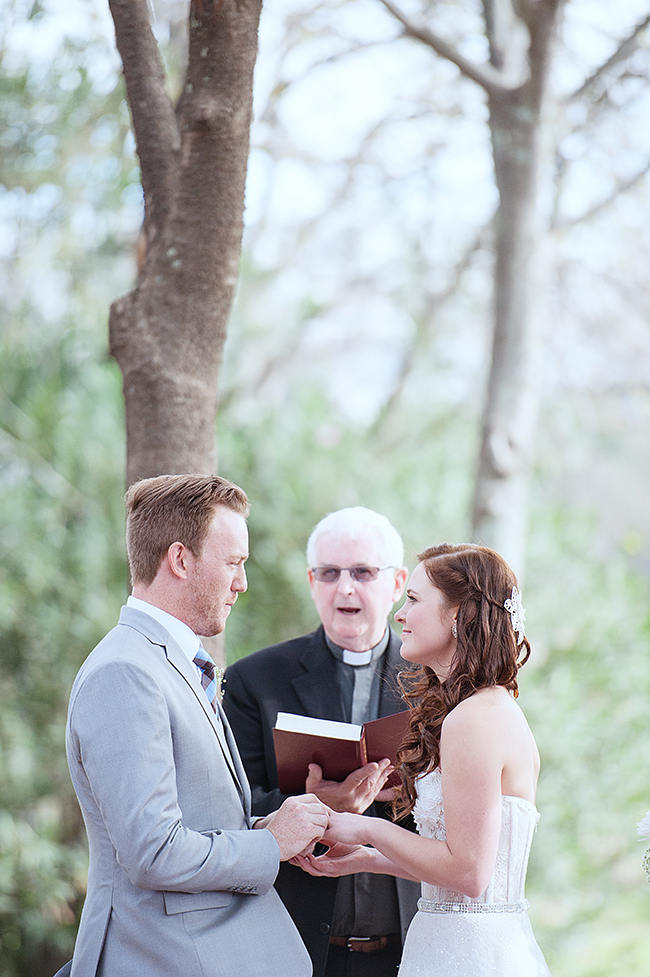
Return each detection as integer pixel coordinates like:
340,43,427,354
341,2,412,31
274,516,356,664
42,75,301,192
311,565,395,583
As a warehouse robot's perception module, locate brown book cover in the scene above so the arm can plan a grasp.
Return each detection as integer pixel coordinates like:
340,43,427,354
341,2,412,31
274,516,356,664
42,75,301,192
273,710,410,794
362,710,411,787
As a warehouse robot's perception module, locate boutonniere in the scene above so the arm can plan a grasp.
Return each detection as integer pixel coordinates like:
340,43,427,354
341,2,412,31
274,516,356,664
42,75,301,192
216,667,226,703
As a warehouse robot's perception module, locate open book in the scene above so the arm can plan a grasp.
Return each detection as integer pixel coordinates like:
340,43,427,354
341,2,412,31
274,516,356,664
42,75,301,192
272,709,410,794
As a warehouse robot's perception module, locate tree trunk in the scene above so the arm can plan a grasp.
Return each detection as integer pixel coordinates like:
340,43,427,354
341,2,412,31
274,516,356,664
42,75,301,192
471,90,547,573
471,0,562,573
379,0,565,572
107,0,263,486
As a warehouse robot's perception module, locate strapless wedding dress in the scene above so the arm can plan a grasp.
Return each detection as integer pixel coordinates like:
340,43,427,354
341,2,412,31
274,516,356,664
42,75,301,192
398,768,551,976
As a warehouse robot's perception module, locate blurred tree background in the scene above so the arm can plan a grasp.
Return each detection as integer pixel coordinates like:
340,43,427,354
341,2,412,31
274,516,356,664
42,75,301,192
1,0,649,975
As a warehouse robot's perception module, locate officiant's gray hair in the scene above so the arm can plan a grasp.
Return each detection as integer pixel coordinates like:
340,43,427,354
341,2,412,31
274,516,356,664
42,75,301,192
306,507,404,567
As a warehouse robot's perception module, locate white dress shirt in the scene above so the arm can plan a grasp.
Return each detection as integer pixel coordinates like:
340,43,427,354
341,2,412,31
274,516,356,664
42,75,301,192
126,595,204,683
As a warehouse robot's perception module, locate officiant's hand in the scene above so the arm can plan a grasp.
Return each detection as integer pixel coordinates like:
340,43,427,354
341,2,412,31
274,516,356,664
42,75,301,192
260,793,329,861
375,783,399,804
305,758,392,813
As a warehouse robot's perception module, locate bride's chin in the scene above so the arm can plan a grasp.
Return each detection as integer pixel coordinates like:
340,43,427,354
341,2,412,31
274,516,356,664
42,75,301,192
399,643,418,663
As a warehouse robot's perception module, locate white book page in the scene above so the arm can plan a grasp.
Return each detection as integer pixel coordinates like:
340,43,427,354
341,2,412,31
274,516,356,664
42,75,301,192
275,712,363,741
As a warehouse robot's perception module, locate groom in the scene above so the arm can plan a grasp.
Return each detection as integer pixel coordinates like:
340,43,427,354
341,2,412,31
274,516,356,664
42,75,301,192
64,474,328,977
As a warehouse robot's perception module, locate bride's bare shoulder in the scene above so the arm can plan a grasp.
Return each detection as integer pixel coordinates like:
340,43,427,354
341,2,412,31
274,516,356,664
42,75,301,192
442,687,517,734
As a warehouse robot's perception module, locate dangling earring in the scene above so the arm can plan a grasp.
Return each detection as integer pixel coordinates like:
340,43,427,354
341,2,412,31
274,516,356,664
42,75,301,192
452,619,458,638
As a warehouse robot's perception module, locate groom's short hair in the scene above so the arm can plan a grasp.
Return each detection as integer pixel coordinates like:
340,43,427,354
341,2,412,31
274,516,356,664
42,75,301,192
125,473,249,586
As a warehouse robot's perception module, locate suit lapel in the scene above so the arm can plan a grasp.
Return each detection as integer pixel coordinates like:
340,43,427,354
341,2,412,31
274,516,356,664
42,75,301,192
289,627,408,721
217,701,252,816
290,628,347,721
118,606,245,798
165,642,245,797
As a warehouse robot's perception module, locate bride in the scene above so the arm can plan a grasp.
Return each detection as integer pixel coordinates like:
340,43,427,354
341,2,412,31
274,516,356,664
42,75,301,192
294,543,551,976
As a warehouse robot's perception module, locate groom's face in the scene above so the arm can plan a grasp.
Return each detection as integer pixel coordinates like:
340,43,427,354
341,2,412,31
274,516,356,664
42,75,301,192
183,505,249,637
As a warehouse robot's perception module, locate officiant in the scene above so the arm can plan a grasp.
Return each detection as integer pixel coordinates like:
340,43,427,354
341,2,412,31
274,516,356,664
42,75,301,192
223,507,420,977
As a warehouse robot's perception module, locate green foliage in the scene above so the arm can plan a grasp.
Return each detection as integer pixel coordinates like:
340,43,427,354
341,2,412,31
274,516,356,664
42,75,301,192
523,506,650,973
1,10,132,970
0,319,126,974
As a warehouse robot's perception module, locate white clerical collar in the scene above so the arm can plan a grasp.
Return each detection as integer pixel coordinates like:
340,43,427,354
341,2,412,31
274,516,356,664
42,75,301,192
342,648,373,666
324,627,390,667
127,595,201,665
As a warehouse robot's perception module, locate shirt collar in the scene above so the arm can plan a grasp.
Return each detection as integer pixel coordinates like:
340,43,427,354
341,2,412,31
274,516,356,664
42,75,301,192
127,595,201,665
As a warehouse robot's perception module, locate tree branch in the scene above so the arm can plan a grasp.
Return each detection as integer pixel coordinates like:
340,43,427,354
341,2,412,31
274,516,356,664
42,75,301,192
377,0,518,95
552,160,650,230
369,217,493,435
567,11,650,103
267,37,396,100
108,0,179,239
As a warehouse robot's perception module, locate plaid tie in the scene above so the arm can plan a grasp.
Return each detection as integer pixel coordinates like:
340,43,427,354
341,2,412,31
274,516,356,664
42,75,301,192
193,647,218,713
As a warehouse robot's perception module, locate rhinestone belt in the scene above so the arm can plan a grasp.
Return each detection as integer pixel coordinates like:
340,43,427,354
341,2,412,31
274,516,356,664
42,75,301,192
418,897,529,914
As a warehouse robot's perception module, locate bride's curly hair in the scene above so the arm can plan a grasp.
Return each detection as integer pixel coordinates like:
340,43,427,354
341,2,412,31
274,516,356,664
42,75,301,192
392,543,531,822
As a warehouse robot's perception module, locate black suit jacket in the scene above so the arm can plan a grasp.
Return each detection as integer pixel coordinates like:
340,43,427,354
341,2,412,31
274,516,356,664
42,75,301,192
223,627,420,977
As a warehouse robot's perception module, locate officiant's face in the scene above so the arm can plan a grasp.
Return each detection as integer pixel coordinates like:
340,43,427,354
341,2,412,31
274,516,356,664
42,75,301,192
308,528,406,652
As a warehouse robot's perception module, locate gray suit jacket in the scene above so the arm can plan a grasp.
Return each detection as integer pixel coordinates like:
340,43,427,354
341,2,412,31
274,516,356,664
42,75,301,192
66,606,311,977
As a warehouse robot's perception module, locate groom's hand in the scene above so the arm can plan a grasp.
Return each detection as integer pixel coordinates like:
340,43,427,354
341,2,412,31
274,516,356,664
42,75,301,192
305,758,392,813
263,794,330,861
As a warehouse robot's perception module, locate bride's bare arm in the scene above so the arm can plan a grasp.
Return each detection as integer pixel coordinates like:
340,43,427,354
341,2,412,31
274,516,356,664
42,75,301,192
292,842,420,882
317,695,513,897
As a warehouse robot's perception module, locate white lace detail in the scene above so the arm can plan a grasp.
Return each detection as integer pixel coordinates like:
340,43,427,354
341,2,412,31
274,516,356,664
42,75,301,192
413,768,540,909
412,767,446,839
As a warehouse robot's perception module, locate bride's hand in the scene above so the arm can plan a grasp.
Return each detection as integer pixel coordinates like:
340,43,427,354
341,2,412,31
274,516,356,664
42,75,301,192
290,842,372,877
321,810,368,847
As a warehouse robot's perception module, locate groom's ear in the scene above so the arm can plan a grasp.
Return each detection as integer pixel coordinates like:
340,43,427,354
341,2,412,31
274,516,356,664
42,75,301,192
167,541,189,579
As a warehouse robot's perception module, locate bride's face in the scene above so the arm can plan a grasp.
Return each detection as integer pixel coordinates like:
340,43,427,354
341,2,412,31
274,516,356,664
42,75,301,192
395,563,458,679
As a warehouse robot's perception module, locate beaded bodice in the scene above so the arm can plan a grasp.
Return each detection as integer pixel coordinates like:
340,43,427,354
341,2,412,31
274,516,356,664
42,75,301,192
413,768,540,908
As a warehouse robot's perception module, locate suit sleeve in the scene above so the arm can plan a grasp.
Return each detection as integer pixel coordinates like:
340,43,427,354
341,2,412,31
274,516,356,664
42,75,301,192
223,662,289,816
67,660,280,894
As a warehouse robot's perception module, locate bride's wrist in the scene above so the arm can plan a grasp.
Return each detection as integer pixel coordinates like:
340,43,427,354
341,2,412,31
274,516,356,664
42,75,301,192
352,813,374,846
